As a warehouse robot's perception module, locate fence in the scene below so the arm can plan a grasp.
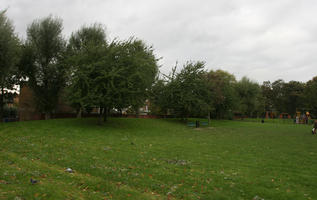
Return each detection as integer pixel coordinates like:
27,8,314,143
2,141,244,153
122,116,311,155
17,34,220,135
2,112,177,122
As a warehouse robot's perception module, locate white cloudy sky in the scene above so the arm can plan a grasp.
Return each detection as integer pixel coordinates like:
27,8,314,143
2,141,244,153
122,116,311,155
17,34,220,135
3,0,317,83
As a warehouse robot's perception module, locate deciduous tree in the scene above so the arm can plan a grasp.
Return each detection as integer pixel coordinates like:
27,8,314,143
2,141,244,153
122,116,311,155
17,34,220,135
66,24,107,118
21,16,66,119
235,77,262,117
206,69,238,119
305,77,317,117
67,25,158,122
0,10,20,119
152,61,212,119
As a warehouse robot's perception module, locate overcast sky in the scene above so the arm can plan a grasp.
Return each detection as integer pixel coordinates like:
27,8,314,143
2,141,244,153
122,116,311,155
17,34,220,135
3,0,317,83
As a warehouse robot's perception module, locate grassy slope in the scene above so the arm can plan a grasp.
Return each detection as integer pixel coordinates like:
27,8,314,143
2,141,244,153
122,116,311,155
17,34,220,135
0,118,317,200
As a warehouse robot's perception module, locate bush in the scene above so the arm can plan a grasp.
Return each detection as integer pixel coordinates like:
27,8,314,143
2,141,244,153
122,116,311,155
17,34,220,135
3,106,18,118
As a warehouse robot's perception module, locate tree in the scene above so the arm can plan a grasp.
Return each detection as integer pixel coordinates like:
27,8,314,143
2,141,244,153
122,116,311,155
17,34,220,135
20,16,66,119
305,77,317,117
66,25,159,123
206,69,238,119
235,77,262,117
0,10,20,119
282,81,305,115
92,38,158,121
150,79,169,115
271,79,285,113
270,79,305,115
261,81,274,111
66,24,108,118
152,61,212,119
112,39,158,113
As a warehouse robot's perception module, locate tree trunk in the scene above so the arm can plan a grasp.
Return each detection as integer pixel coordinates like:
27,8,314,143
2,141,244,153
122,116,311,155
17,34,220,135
77,107,82,118
0,86,4,121
45,112,51,120
208,111,211,125
103,107,108,122
135,107,139,118
98,107,103,125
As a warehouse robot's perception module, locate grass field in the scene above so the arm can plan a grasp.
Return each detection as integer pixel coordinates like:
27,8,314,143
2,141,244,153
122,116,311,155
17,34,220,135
235,118,315,125
0,118,316,200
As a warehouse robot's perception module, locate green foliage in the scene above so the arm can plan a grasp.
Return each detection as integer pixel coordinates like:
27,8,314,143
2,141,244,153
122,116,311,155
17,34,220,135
0,10,20,89
235,77,263,117
20,16,66,119
206,69,238,119
152,61,212,118
1,11,315,121
304,76,317,117
266,79,305,115
94,38,158,111
149,79,169,115
2,105,18,118
66,25,158,120
261,81,274,111
66,24,107,112
0,10,20,118
282,81,305,115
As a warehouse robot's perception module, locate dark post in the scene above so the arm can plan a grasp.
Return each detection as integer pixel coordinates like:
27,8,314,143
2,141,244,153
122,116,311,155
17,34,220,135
196,120,200,128
0,85,4,121
208,112,211,125
98,107,104,125
103,107,108,122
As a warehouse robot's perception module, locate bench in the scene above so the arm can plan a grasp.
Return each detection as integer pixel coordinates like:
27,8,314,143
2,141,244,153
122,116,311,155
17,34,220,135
187,122,196,127
201,121,209,126
2,118,19,123
187,121,209,127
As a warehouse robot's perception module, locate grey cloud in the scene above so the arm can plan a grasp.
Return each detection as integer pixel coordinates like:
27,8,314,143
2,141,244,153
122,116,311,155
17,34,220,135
3,0,317,83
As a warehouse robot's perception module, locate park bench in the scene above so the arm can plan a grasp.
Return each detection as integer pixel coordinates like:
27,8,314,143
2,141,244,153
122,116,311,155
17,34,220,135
187,121,209,128
187,122,196,127
2,117,19,123
201,121,209,126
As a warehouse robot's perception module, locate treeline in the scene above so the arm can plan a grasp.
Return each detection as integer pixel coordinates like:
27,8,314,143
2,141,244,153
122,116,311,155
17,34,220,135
151,62,317,119
1,11,317,122
0,12,158,122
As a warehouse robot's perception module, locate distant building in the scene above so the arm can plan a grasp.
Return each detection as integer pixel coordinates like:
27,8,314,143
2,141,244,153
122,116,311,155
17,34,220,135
139,99,150,115
18,85,152,120
19,85,75,121
4,92,18,108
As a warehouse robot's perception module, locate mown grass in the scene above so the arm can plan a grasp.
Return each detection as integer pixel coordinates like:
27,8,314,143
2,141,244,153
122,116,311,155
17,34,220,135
236,118,314,125
0,118,316,200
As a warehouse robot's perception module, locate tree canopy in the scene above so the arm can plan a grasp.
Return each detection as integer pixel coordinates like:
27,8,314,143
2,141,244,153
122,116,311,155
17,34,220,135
206,70,238,119
20,16,66,119
305,77,317,117
66,24,158,121
2,12,317,121
235,77,262,117
66,24,108,116
0,10,20,119
151,61,212,119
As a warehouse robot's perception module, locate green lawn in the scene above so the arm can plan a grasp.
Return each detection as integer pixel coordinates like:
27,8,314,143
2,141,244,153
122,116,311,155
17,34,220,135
0,118,316,200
